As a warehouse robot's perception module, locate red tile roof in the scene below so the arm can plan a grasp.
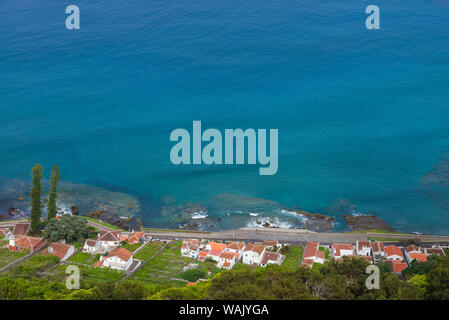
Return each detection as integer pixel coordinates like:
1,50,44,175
226,242,245,251
385,246,403,258
357,241,371,251
14,236,43,249
12,222,30,236
387,260,407,273
408,253,427,263
372,241,384,253
223,261,231,268
333,244,354,257
244,243,266,255
85,239,98,247
261,251,280,265
128,231,144,244
42,242,72,260
106,247,132,262
426,248,444,256
405,245,421,253
98,230,121,242
93,260,103,268
219,251,239,260
208,241,226,252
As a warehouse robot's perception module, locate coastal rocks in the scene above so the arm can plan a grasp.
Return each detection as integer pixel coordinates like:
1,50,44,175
71,205,79,216
344,214,396,232
287,209,335,232
159,195,209,228
8,208,25,220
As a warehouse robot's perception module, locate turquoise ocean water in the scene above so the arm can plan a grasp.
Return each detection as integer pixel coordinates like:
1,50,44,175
1,0,449,233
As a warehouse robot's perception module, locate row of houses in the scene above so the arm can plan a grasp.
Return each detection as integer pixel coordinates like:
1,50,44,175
181,239,283,270
302,240,445,274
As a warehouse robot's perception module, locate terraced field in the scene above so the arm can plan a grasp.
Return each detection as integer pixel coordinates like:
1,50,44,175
0,248,28,269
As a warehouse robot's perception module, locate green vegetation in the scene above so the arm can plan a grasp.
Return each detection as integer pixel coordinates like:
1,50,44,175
47,164,60,220
30,164,43,235
44,215,95,243
3,253,449,300
0,248,28,269
179,268,207,282
280,245,303,271
8,255,60,276
319,246,330,259
134,241,165,260
67,252,101,265
121,242,142,253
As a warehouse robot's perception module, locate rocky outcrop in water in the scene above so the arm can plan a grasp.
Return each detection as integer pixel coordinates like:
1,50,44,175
344,214,396,232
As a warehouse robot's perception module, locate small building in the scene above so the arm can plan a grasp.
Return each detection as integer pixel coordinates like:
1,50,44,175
217,251,239,269
181,239,201,259
404,245,422,254
9,236,44,252
127,231,146,245
331,243,354,259
260,251,283,267
97,230,121,252
242,243,266,266
425,246,445,256
101,247,134,272
387,260,408,274
9,222,30,239
42,242,75,261
302,241,325,268
371,241,385,262
82,239,101,254
225,242,246,255
356,240,372,256
384,246,403,261
198,250,208,262
406,252,427,265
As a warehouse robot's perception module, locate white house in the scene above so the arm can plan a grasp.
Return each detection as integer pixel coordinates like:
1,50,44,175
384,246,403,261
97,230,121,252
225,242,245,258
242,243,266,266
217,251,239,269
101,247,134,272
181,239,201,259
332,243,354,259
260,251,283,267
82,239,101,254
356,240,371,256
302,241,325,268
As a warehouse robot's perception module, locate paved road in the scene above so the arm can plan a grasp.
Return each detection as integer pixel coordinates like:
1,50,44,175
3,219,449,246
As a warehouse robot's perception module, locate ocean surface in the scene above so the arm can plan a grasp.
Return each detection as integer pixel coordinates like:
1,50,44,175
1,0,449,233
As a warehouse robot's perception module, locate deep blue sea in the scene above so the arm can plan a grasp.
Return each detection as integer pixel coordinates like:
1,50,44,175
1,0,449,233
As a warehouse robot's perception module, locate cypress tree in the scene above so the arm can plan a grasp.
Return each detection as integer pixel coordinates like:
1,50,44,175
30,164,43,235
47,164,60,220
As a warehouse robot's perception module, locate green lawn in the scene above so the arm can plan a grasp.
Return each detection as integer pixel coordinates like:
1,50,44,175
51,263,124,283
8,254,60,276
281,246,303,271
67,252,101,265
134,241,165,261
319,247,330,259
0,248,28,269
121,242,143,253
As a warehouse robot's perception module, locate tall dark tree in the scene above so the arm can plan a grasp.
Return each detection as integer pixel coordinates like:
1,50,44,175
47,164,60,220
30,164,43,235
